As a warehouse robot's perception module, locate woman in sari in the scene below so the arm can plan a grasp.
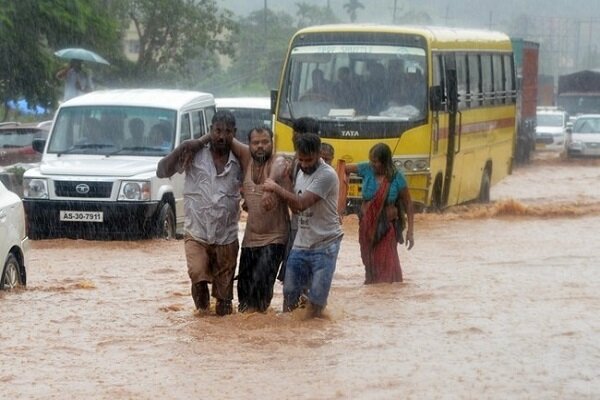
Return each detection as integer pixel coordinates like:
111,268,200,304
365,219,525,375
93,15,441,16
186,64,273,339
345,143,414,283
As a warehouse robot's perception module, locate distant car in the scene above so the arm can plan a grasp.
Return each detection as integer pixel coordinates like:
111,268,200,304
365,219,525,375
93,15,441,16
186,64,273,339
0,121,50,166
566,114,600,157
535,108,569,151
0,180,28,290
215,97,272,144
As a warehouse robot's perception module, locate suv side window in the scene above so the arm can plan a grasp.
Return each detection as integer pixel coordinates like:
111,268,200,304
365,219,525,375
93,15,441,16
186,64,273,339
191,110,206,139
180,113,191,142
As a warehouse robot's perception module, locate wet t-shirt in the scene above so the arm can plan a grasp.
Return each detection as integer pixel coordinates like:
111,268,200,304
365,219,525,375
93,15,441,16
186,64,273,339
293,160,343,249
184,146,242,245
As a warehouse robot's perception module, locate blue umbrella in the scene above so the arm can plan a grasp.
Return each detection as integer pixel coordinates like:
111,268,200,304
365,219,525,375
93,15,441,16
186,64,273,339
54,48,110,65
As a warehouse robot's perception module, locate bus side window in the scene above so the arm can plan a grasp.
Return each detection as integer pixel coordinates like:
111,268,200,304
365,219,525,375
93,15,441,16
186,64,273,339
481,54,493,106
456,54,468,109
504,54,516,104
432,54,446,111
492,54,504,105
468,54,481,107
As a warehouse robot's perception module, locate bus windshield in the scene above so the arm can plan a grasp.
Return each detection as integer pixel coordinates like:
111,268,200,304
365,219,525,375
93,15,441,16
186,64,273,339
279,44,427,122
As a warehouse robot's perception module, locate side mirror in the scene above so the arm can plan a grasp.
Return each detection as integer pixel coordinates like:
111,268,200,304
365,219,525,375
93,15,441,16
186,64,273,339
32,138,46,153
270,89,278,115
429,86,444,112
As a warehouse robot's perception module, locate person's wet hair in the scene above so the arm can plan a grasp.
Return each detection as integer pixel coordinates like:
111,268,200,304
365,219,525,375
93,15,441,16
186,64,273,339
292,117,319,135
294,132,321,155
370,142,396,181
212,110,236,127
247,126,274,143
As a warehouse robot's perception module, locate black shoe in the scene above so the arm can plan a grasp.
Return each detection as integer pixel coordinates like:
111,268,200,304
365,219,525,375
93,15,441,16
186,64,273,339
216,299,232,316
192,281,210,311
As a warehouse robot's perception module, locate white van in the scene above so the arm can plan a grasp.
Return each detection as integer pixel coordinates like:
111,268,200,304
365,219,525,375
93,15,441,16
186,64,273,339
22,89,215,239
215,97,272,143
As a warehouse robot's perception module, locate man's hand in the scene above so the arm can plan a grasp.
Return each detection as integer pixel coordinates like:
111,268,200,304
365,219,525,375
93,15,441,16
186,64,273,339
261,192,279,211
180,139,204,172
263,178,279,193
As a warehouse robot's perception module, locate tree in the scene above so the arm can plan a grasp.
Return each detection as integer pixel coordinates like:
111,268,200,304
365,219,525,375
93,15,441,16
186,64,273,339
0,0,121,119
125,0,237,86
343,0,365,23
295,2,339,28
210,9,297,96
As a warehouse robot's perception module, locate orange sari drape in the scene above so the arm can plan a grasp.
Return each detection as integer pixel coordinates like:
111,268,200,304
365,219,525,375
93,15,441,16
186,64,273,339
358,180,402,284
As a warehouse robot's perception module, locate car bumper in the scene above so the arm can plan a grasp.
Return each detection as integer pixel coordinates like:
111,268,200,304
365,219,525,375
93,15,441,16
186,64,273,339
23,199,160,239
567,144,600,157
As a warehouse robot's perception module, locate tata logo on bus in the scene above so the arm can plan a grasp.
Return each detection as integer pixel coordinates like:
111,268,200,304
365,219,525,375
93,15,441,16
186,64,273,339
341,130,359,137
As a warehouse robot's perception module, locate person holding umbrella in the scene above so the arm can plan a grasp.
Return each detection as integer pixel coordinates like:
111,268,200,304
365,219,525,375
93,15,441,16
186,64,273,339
55,59,93,101
54,48,109,102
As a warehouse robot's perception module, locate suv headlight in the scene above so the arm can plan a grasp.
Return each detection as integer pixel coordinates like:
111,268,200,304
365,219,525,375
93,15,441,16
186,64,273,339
118,181,150,201
23,178,48,199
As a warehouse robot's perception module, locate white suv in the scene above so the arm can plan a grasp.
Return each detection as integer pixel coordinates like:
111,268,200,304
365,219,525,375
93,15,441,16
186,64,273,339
535,107,569,151
22,89,215,239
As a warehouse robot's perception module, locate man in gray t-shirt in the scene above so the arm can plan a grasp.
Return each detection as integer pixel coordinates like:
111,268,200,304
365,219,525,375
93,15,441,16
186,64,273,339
264,133,343,317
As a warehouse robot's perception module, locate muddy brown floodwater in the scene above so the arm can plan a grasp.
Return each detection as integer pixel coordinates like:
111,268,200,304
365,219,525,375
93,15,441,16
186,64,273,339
1,152,599,399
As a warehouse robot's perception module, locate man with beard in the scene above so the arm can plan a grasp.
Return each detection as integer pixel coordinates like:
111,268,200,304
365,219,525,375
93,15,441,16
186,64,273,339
157,110,242,316
235,127,290,312
263,133,343,317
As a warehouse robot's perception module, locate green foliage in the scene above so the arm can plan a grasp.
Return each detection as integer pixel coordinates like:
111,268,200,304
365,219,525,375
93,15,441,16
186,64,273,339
206,9,296,96
0,0,123,111
6,165,26,186
125,0,237,87
295,2,339,28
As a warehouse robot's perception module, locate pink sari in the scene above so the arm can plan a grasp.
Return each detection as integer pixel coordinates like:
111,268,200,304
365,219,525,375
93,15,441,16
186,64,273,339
358,180,403,284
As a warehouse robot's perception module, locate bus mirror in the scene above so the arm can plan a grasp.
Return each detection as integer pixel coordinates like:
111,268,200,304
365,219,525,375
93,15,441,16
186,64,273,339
270,89,278,115
430,86,444,111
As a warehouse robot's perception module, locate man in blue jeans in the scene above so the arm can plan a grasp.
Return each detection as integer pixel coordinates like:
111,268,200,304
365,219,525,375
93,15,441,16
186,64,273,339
263,133,343,317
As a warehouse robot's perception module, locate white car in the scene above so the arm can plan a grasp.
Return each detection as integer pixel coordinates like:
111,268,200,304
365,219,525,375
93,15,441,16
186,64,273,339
215,97,272,144
0,180,28,290
566,114,600,157
536,108,569,151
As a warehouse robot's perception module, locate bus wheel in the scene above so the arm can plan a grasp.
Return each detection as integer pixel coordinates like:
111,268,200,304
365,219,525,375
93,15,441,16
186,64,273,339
155,202,176,239
479,169,491,203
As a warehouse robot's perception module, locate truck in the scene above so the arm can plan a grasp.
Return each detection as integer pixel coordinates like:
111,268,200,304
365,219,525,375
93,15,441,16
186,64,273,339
511,38,539,164
557,69,600,116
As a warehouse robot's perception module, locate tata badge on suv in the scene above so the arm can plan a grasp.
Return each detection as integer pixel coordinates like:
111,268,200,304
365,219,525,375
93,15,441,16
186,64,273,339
22,89,215,239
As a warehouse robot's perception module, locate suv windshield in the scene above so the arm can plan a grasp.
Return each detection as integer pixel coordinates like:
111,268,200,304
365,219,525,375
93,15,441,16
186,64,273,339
573,117,600,133
47,106,176,156
279,44,427,122
537,114,564,127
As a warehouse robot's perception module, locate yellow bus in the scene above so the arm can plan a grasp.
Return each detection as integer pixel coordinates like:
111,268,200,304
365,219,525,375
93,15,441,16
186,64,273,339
272,24,516,212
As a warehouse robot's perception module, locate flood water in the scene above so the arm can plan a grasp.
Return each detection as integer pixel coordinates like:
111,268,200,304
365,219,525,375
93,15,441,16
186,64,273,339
1,152,599,399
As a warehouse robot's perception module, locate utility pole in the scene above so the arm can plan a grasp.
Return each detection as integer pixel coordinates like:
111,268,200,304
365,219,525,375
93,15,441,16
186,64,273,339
263,0,267,52
393,0,398,24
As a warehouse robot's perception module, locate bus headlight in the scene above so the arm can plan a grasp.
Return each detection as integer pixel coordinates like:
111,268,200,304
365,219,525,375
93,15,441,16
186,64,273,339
393,157,429,173
23,178,48,199
118,181,150,201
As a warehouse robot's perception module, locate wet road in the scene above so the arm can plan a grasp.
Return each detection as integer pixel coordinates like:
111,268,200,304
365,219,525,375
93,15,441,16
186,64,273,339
1,153,599,399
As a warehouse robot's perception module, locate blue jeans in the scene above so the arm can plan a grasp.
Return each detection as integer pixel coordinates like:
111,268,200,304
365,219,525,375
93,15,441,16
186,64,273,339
283,237,342,310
